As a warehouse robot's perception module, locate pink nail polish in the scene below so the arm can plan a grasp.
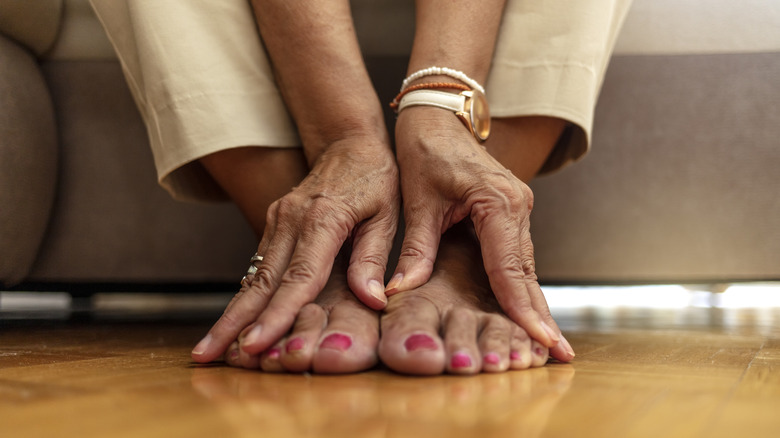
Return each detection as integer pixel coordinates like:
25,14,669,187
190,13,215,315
534,347,544,356
451,352,472,369
286,338,305,353
484,353,500,365
267,348,281,359
510,351,521,361
404,334,438,352
228,348,239,361
319,333,352,351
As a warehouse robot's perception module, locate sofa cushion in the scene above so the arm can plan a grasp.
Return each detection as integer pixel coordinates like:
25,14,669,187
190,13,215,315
0,0,62,56
0,35,58,286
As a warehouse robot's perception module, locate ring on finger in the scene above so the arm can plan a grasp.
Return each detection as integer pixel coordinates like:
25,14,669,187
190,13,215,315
240,253,264,286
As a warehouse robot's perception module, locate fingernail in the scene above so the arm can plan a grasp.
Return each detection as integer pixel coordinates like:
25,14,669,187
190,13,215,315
367,279,388,305
286,337,305,353
510,351,521,361
540,321,560,344
559,334,576,359
385,273,403,292
404,334,438,352
451,352,472,369
484,352,501,365
319,333,352,352
267,347,281,359
243,325,263,347
192,334,212,356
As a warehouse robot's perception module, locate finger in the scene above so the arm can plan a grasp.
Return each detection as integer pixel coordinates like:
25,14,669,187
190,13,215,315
385,204,441,295
240,211,349,354
525,269,575,362
191,221,296,363
237,201,280,292
347,210,397,309
472,206,559,348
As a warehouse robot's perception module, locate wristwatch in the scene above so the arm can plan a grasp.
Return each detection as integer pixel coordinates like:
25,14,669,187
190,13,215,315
397,89,491,142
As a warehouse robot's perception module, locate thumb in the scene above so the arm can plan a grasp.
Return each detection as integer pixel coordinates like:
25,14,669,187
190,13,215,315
385,208,441,295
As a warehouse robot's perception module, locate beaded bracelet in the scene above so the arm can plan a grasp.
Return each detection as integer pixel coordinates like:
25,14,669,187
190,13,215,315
401,66,486,95
389,82,471,110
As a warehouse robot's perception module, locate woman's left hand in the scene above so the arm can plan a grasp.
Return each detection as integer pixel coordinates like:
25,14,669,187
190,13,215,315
388,106,571,361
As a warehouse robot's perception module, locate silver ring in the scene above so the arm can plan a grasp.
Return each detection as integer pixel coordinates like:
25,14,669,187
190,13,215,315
250,254,264,264
240,254,264,286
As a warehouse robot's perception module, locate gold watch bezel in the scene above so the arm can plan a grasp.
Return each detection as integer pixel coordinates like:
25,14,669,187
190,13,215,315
456,89,491,142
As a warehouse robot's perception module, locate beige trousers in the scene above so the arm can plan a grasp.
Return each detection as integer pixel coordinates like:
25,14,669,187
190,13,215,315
91,0,632,202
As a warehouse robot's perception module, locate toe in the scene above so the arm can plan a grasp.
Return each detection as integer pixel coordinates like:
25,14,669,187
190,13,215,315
259,341,285,373
312,299,379,374
279,303,327,373
477,315,511,373
236,343,263,370
224,339,263,369
443,308,481,375
530,340,550,367
225,341,242,368
509,326,533,370
379,294,445,375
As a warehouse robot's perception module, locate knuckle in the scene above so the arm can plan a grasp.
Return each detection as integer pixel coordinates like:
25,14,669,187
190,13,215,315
488,252,525,279
469,180,534,223
303,199,355,241
351,253,388,271
521,256,537,277
250,266,277,292
281,261,319,285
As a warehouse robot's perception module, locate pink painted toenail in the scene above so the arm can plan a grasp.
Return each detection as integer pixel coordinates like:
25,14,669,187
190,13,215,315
267,348,281,359
510,351,521,361
534,347,544,356
451,352,472,369
228,349,239,361
286,338,305,353
319,333,352,351
484,353,500,365
404,334,438,352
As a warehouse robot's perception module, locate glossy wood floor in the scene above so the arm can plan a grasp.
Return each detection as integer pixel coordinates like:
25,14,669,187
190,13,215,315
1,290,779,438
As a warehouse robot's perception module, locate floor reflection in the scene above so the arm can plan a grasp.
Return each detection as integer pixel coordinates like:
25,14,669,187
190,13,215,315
190,365,575,438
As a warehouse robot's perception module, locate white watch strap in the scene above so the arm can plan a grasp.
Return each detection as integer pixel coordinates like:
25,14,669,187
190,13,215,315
397,90,466,113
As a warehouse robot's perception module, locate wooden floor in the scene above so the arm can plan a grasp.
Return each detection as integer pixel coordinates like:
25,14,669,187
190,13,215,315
1,290,779,438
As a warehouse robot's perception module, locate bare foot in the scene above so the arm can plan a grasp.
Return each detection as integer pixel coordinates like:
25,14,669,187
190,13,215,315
224,255,380,374
379,222,550,375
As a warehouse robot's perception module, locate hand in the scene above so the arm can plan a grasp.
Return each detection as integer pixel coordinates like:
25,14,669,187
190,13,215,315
389,107,570,360
192,138,399,362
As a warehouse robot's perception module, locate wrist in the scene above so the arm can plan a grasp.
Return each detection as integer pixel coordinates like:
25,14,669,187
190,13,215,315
303,120,392,167
300,107,390,167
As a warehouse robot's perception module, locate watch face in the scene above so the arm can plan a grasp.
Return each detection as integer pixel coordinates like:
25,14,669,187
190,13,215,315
469,90,491,141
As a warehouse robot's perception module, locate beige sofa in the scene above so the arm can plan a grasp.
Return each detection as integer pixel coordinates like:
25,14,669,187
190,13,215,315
2,0,779,289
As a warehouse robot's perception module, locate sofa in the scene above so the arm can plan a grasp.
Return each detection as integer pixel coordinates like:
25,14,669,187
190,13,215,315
2,0,779,289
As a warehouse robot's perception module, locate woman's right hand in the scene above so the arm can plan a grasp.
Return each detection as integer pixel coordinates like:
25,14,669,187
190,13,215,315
192,137,400,362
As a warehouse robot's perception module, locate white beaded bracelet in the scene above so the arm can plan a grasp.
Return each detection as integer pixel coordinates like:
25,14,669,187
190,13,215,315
401,66,486,95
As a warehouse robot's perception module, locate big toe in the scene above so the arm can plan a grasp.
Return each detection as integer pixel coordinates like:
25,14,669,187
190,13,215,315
312,299,379,374
379,294,446,375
